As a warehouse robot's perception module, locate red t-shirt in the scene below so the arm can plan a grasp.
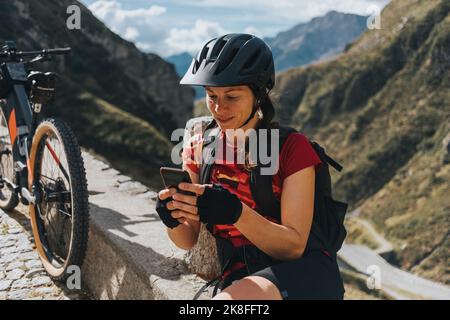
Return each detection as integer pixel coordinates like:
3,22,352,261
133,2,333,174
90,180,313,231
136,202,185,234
182,131,322,242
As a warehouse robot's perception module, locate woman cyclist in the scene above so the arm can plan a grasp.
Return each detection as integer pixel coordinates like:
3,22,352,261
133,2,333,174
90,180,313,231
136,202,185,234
156,33,345,300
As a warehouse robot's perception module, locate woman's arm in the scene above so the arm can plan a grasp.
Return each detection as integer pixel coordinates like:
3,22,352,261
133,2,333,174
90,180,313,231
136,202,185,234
173,165,316,259
234,165,315,260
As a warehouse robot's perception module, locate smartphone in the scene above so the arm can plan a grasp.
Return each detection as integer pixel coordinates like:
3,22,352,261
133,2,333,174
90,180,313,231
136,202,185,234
160,167,196,196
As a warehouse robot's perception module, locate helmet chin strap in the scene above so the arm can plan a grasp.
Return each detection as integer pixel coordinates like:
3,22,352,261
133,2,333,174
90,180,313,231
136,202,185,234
237,100,260,129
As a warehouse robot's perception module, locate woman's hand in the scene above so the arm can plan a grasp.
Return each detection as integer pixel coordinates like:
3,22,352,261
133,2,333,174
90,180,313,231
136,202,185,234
156,187,183,228
156,183,207,227
168,185,203,222
177,182,243,225
159,182,243,226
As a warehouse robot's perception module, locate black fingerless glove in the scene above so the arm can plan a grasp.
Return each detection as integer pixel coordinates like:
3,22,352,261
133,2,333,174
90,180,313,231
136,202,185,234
197,183,243,225
155,196,181,229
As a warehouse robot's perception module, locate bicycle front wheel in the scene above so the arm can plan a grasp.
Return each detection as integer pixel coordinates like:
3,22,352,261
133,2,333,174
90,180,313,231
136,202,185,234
28,118,89,281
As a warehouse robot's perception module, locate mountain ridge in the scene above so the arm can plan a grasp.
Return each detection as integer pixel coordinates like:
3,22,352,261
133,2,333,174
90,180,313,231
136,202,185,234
272,0,449,284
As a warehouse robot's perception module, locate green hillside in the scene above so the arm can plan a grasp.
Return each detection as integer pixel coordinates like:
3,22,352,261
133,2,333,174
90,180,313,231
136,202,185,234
273,0,449,283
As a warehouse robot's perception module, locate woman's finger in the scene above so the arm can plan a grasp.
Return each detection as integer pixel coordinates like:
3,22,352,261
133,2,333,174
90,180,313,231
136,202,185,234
158,187,177,201
171,210,200,221
166,200,176,211
171,200,198,215
172,192,197,206
178,183,213,196
171,212,187,224
171,210,184,219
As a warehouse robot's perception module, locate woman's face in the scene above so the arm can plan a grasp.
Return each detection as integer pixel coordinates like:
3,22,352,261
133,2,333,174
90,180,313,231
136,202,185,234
205,85,255,131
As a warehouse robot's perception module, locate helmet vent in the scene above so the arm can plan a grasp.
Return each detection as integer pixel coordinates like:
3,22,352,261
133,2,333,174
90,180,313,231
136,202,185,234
193,46,210,73
199,47,209,63
212,39,227,59
192,60,199,74
214,47,239,75
242,50,261,71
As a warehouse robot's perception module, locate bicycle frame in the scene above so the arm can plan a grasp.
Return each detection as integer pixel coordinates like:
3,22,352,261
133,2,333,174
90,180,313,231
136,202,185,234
0,60,61,204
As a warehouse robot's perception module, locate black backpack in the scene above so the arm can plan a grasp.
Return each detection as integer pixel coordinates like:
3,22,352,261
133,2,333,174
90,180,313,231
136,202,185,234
199,119,348,256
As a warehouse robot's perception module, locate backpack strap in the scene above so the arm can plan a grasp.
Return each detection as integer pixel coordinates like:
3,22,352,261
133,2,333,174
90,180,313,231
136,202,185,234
249,125,297,219
199,118,219,184
310,141,343,172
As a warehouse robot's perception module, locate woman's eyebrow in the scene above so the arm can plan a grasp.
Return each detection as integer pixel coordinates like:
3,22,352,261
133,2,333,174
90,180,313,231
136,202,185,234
205,87,242,93
225,88,243,93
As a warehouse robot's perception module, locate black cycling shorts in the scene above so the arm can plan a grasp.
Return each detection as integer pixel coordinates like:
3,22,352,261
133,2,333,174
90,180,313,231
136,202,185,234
222,250,345,300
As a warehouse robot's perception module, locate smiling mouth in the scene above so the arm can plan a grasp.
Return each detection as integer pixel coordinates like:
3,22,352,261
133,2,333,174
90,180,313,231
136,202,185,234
217,116,233,122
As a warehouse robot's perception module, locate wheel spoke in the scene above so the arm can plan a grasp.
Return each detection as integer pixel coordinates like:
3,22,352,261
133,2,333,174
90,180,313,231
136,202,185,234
58,208,72,217
40,175,58,183
45,140,70,183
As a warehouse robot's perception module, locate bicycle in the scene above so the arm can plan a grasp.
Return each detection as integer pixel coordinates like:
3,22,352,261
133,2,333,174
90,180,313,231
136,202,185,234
0,41,89,281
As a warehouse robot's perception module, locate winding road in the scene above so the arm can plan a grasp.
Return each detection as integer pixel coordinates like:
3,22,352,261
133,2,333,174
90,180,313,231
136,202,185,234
339,217,450,300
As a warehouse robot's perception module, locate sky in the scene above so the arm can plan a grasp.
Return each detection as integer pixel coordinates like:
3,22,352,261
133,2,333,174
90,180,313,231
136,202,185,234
80,0,390,58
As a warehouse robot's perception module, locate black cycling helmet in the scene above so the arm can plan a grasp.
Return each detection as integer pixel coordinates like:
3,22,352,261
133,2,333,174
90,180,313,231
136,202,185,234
180,33,275,128
180,33,274,92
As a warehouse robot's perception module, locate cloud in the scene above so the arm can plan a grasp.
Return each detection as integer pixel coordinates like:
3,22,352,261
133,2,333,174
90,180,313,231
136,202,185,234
165,19,229,56
123,27,139,40
243,26,263,38
88,0,170,54
135,42,152,52
86,0,390,57
87,1,228,56
89,1,166,24
173,0,389,21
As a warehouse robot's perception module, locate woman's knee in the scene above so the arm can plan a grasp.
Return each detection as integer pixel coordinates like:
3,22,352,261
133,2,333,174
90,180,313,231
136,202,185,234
212,276,283,300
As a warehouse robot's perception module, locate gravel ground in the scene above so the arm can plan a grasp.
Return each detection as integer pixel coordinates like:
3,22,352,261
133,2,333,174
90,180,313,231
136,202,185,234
0,207,90,300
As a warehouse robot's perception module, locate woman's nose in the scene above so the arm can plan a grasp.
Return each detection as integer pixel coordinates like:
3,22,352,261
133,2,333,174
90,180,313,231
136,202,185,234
213,97,226,112
214,102,221,113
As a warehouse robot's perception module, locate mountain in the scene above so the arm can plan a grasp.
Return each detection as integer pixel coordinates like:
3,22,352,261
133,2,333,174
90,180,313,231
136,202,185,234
0,0,195,187
166,52,205,100
166,52,193,76
272,0,449,284
264,11,367,71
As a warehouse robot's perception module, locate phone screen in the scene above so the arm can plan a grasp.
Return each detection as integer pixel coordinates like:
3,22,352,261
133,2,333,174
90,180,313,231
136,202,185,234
160,167,195,196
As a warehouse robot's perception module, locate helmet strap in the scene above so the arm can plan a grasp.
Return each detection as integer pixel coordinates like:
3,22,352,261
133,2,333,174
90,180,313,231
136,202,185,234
238,100,260,129
237,84,268,129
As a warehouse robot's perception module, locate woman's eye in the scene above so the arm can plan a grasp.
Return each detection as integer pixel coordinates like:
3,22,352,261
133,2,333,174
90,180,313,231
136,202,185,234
207,95,239,102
